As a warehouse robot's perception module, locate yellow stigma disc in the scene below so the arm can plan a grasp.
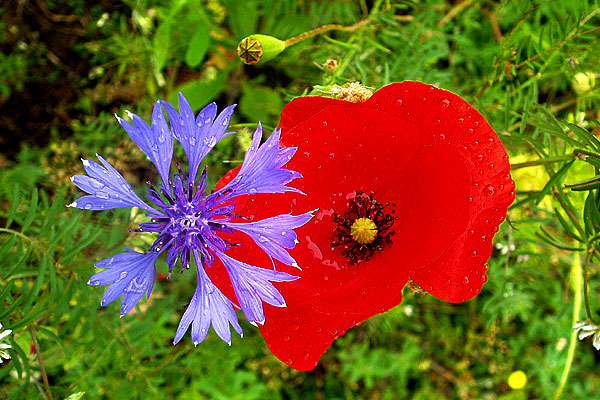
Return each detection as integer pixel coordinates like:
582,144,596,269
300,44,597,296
350,217,378,244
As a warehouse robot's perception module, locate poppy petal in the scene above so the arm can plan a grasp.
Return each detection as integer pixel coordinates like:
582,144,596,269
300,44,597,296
361,82,515,302
215,81,514,370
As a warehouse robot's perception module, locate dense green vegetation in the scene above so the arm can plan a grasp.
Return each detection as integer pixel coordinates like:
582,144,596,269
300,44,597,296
1,0,599,398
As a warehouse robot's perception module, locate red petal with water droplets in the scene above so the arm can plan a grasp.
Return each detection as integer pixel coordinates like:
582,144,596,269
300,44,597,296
215,81,514,370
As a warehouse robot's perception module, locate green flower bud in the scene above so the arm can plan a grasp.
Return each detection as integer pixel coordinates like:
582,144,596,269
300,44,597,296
237,34,286,65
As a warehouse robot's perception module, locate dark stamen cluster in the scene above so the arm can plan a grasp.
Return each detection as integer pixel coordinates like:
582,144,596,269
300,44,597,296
331,191,397,264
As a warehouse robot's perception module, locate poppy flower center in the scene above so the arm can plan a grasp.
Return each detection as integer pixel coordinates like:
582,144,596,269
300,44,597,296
331,191,397,264
350,217,378,244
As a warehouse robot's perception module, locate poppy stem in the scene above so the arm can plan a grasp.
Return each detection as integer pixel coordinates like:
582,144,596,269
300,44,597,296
283,18,372,48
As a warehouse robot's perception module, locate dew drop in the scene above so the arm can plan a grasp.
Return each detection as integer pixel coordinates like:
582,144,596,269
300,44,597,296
439,133,446,141
249,188,257,195
303,352,311,360
485,184,496,197
302,151,310,159
458,117,465,124
84,204,92,210
480,274,488,283
477,154,484,162
468,128,474,134
323,275,329,281
488,137,495,145
480,235,487,243
114,271,128,283
462,275,469,284
285,357,293,365
283,335,291,342
95,191,109,199
396,98,403,106
315,326,322,333
292,324,299,331
322,120,328,127
488,163,495,169
441,98,450,108
328,153,335,160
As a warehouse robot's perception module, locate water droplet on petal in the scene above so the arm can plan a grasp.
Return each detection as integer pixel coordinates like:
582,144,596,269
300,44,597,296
328,153,335,160
441,98,450,107
462,275,470,284
283,335,291,342
458,118,465,124
485,184,496,197
84,204,92,210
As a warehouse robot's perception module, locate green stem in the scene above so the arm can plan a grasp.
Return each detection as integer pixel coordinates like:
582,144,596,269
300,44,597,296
553,251,582,400
283,18,372,48
584,248,599,325
511,155,575,170
29,324,53,400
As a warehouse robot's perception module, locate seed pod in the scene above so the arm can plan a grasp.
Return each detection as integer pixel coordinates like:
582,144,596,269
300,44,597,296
237,34,285,65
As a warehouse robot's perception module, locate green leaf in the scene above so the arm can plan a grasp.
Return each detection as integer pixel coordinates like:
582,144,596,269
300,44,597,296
566,174,600,191
536,161,574,204
170,66,234,110
239,82,283,123
185,25,210,67
5,183,20,228
21,189,38,234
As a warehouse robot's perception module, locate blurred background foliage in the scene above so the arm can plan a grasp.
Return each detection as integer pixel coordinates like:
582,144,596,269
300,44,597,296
0,0,599,398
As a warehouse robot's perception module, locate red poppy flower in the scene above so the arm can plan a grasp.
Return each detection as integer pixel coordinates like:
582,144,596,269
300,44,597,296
213,81,515,371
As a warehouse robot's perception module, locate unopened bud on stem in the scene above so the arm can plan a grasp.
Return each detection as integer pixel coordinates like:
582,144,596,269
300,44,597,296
237,35,286,65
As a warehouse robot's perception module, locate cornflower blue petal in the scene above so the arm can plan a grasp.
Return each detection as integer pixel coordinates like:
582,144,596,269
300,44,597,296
160,94,236,183
225,211,314,268
218,251,298,325
216,124,303,199
89,250,159,317
174,250,243,346
68,155,159,215
116,102,173,185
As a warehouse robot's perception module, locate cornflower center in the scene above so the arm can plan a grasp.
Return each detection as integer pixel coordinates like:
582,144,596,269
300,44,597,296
331,191,397,264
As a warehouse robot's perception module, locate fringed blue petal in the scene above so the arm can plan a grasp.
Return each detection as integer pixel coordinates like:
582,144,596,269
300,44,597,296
217,251,298,326
68,155,160,215
173,250,242,346
160,94,236,183
89,250,159,317
215,124,303,201
225,210,314,268
116,102,174,186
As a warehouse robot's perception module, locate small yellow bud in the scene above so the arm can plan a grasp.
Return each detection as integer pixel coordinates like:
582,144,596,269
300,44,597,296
237,34,285,65
350,217,378,244
507,370,527,390
572,71,596,95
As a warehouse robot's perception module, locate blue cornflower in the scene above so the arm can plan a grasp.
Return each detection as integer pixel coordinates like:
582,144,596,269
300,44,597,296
69,94,313,346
